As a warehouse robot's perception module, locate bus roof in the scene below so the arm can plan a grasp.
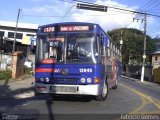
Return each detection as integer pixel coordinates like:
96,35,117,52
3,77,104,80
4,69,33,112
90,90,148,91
37,22,102,34
39,22,99,28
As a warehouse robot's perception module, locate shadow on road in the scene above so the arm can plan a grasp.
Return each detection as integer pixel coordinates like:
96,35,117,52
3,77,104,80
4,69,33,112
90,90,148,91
50,95,94,102
0,78,94,120
0,78,49,119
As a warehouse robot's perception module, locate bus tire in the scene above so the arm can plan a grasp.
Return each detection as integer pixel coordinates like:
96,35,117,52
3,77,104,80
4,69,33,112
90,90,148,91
113,75,119,90
112,80,118,89
96,81,108,101
112,84,118,89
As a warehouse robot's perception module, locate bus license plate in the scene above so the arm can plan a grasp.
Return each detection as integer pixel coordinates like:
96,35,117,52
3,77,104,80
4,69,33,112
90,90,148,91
50,86,77,93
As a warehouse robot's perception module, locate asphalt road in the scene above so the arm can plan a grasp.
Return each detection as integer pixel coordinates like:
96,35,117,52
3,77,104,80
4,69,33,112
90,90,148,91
0,77,160,120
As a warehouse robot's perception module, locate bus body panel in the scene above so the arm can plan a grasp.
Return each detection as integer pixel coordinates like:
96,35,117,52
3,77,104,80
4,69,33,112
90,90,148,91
35,64,105,95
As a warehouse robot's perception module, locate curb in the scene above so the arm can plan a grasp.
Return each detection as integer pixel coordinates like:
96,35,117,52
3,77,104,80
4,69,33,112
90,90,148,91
122,75,160,87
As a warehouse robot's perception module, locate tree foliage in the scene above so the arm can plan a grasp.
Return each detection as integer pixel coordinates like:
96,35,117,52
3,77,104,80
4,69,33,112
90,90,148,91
107,28,156,65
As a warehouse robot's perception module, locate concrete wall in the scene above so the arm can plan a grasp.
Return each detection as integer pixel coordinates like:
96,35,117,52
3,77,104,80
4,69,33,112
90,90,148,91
124,65,153,81
0,52,12,70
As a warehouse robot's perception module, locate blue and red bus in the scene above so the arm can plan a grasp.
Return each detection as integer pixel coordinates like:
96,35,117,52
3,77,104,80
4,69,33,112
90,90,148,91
34,22,122,101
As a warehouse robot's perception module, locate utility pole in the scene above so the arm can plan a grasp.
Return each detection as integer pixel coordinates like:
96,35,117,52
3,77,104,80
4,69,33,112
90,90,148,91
141,13,147,82
12,9,21,53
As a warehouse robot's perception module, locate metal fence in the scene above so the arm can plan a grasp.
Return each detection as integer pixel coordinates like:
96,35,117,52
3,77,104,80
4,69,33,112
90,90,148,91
0,52,12,70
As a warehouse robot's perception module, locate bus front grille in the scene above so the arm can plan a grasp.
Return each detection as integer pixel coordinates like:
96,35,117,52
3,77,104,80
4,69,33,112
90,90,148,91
52,78,79,84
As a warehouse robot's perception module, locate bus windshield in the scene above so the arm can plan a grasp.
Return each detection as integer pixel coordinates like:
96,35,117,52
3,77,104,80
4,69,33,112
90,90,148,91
36,33,99,64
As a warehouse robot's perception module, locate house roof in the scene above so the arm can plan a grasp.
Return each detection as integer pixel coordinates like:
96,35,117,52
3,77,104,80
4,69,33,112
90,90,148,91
0,21,38,29
151,51,160,55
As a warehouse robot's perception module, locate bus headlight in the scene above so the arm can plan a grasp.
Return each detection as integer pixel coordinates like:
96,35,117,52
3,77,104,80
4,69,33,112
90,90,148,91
40,78,45,82
80,78,85,83
87,78,92,83
45,77,50,82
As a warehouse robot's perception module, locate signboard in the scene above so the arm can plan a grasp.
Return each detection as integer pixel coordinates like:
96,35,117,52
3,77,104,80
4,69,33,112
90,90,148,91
48,37,64,42
153,62,160,65
41,24,93,33
22,36,31,45
60,26,89,32
44,27,55,32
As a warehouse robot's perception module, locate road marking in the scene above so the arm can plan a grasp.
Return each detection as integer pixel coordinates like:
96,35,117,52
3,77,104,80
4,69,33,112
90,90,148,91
119,83,160,113
14,91,34,99
114,84,160,120
138,110,160,114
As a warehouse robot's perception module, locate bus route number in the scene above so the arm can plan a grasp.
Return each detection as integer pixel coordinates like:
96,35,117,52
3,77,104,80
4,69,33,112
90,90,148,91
79,68,93,73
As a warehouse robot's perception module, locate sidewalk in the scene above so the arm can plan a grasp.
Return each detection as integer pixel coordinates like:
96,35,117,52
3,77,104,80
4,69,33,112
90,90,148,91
0,75,35,100
122,75,160,90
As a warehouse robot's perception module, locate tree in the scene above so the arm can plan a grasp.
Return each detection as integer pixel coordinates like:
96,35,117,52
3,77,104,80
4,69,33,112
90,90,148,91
107,28,156,65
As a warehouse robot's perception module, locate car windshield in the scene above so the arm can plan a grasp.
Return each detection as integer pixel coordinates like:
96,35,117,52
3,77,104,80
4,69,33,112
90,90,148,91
36,33,99,64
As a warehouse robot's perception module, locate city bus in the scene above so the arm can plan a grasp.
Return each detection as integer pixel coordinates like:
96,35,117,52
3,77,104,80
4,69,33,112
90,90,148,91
34,22,122,101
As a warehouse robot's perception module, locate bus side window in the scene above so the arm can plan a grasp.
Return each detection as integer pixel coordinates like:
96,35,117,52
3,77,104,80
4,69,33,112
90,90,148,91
100,34,106,64
100,34,104,55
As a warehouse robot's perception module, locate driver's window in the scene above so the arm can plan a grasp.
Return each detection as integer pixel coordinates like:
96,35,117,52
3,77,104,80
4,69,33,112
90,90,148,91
49,41,63,62
49,42,57,59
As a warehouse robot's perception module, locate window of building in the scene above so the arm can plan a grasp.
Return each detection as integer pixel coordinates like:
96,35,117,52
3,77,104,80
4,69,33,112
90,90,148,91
16,33,23,39
0,31,5,37
26,34,34,36
8,32,14,38
155,56,158,61
8,32,23,39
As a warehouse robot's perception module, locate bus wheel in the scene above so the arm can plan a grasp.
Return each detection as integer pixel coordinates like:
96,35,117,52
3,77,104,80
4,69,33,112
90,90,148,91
96,81,108,101
112,77,118,89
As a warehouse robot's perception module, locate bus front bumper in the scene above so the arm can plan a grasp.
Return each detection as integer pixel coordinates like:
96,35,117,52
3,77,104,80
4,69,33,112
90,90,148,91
35,83,101,96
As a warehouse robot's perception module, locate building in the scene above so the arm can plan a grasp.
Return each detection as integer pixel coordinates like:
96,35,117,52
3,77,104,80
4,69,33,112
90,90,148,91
152,51,160,70
0,21,38,53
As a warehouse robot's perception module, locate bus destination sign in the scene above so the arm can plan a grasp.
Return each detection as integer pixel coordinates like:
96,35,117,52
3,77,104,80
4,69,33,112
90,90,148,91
42,25,90,33
48,37,64,42
60,26,89,32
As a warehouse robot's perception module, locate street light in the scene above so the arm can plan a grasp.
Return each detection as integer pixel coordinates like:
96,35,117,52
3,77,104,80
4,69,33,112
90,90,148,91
77,3,108,12
120,39,123,47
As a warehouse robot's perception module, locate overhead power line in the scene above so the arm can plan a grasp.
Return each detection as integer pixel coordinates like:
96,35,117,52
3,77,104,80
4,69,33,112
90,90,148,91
146,0,160,10
139,0,155,9
139,0,158,11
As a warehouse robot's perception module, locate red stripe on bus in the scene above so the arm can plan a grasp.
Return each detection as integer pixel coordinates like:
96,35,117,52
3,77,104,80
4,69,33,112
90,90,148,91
35,68,54,72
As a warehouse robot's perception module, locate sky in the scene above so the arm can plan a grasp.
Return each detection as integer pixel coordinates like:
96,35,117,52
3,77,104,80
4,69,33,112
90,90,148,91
0,0,160,38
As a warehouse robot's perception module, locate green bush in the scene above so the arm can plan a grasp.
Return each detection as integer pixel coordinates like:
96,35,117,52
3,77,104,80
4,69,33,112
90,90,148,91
24,67,33,75
0,70,12,80
153,68,160,83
